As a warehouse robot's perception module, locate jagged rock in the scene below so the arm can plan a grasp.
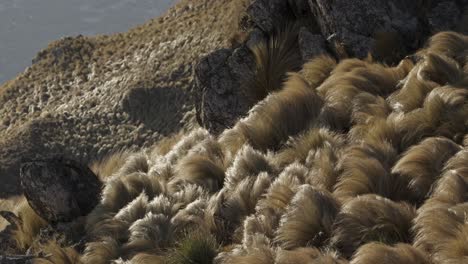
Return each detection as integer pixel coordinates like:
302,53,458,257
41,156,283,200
298,27,328,61
245,28,266,48
195,46,256,134
195,0,321,134
428,1,461,32
308,0,429,61
246,0,316,32
194,0,468,133
289,0,314,18
20,159,101,223
246,0,292,32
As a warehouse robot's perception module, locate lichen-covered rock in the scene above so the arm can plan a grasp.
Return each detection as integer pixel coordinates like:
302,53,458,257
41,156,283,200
20,159,101,222
308,0,429,60
298,27,328,61
195,46,256,134
195,0,320,135
194,0,468,135
246,0,292,32
428,1,461,32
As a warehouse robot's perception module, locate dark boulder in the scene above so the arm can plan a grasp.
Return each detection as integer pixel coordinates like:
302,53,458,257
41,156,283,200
194,0,315,134
428,1,462,32
194,46,256,134
20,158,101,223
308,0,429,62
298,27,328,61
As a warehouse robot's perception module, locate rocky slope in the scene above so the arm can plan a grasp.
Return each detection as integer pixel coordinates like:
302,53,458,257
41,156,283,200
2,29,467,264
0,0,467,263
195,0,468,134
1,0,466,197
0,0,250,196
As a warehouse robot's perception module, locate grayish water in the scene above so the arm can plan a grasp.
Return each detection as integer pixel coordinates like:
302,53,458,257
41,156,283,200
0,0,177,85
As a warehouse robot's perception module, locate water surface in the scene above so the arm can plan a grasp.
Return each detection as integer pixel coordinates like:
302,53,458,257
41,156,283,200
0,0,177,84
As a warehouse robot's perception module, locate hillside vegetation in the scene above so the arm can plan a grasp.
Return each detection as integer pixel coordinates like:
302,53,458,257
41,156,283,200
1,30,467,264
0,0,250,196
0,0,468,263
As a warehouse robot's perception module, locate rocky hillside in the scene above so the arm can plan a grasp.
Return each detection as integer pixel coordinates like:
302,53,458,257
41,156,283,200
1,0,467,197
195,0,468,134
0,0,250,196
0,0,467,263
1,29,467,264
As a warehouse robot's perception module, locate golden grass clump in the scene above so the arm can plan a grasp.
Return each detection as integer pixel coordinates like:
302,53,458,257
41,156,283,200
33,241,82,264
274,127,345,170
150,132,185,156
165,231,219,264
394,84,468,149
275,247,347,264
299,55,337,88
9,30,468,263
220,73,323,153
420,31,468,64
89,150,132,181
412,150,468,262
392,137,462,204
350,243,431,264
0,195,24,231
333,141,406,202
224,145,275,192
387,64,438,113
329,195,416,258
170,155,225,193
247,24,303,102
81,237,121,264
274,186,339,249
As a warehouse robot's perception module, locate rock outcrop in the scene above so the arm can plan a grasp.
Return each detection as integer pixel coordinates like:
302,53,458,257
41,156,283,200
0,0,250,196
20,159,101,223
1,0,467,198
0,0,467,262
194,0,468,134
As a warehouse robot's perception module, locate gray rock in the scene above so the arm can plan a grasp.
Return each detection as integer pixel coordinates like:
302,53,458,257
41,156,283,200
246,0,315,32
194,46,256,134
428,1,461,32
298,27,328,61
245,28,266,49
20,158,102,223
200,0,440,132
308,0,428,60
289,0,313,18
195,0,322,134
246,0,291,32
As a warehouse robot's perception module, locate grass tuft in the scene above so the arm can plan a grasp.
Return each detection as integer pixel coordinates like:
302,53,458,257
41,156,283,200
166,231,219,264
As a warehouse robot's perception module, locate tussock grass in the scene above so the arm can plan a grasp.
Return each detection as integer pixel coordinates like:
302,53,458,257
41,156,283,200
166,231,219,264
247,23,303,102
11,30,468,264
